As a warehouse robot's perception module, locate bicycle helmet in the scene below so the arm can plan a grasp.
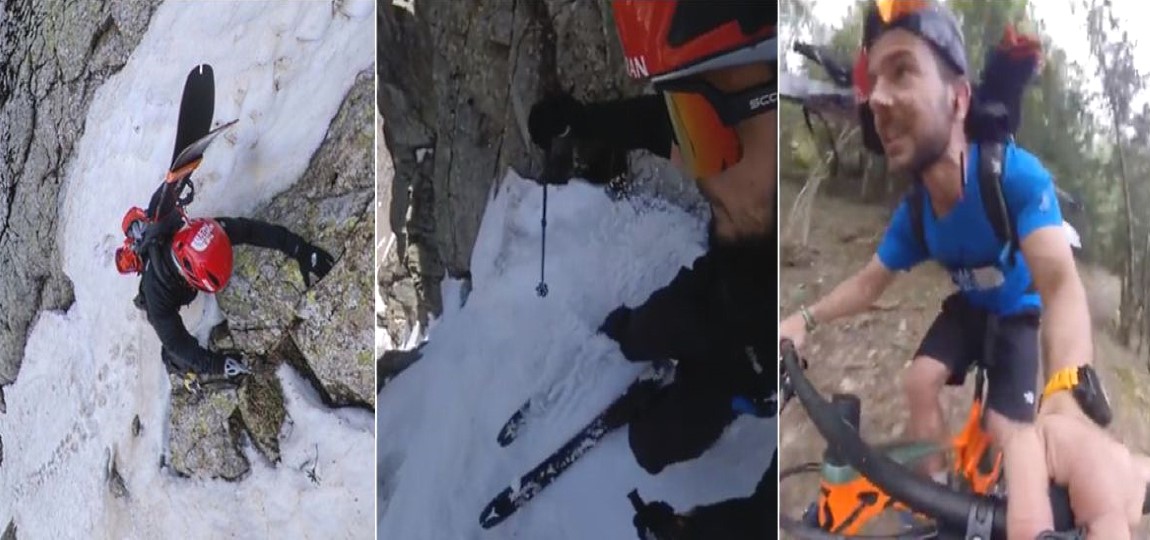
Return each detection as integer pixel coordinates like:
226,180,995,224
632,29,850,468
611,0,777,179
170,218,233,293
853,0,968,154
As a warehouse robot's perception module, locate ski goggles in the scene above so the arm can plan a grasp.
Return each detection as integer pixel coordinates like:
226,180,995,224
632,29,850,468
656,73,776,180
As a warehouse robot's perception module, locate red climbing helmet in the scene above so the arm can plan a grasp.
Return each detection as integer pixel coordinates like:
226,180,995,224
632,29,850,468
611,0,776,180
170,218,233,293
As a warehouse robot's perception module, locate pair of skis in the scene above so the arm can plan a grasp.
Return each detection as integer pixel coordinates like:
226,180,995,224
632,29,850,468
151,64,238,222
478,360,676,529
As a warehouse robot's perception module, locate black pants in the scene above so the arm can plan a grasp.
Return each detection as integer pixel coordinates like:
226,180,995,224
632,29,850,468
605,235,773,474
916,293,1041,423
628,360,742,475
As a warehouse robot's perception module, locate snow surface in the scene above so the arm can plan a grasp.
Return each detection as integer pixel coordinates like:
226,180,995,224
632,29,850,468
0,1,375,538
376,171,778,539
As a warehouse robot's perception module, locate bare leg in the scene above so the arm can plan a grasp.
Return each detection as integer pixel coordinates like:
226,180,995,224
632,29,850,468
902,355,952,477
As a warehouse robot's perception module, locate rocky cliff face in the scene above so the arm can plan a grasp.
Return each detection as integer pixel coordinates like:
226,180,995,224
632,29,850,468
0,0,161,387
376,0,647,379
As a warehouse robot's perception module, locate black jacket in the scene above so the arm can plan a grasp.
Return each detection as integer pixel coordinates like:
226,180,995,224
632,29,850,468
136,210,309,375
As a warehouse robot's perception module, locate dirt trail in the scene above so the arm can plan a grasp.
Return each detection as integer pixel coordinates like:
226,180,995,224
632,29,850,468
778,180,1150,536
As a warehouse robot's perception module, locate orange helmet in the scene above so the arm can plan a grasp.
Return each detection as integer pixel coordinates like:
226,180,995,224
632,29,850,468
171,218,233,293
612,1,775,83
611,1,776,179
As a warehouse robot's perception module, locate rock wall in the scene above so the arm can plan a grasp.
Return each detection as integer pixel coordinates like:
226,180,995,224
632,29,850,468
0,0,161,385
376,0,645,376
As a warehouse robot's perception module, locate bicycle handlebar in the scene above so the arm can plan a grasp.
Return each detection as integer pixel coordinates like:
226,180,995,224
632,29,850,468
778,339,1150,539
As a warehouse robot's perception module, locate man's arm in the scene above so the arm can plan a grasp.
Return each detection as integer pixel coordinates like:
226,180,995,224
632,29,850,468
1022,227,1091,378
1001,156,1095,538
1008,157,1091,379
216,217,305,253
146,306,224,375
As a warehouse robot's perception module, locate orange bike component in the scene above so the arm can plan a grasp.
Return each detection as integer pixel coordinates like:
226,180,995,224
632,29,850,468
816,475,896,535
951,396,1003,495
814,401,1000,534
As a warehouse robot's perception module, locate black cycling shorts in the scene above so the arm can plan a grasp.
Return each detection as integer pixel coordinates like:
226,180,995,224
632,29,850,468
915,293,1041,423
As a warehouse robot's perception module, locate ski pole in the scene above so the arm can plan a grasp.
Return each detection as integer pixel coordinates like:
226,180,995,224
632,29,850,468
536,184,549,298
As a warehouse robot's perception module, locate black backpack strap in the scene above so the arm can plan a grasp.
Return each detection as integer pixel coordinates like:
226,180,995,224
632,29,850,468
907,184,929,257
976,142,1019,265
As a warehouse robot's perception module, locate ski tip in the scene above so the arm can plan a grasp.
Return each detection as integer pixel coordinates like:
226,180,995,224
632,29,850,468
479,489,516,529
194,64,213,75
478,503,507,529
496,425,516,447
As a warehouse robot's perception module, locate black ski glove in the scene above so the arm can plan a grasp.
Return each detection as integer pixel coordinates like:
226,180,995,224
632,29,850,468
528,92,585,152
140,211,184,252
293,242,335,287
630,491,691,540
599,306,631,342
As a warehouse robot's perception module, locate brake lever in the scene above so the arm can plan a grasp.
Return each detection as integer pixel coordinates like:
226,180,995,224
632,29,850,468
778,343,808,412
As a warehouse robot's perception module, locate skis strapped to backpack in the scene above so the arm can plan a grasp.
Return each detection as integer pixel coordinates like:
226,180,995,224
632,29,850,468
149,64,238,223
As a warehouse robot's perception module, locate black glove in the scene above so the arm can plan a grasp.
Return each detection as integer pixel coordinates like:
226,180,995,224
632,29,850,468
631,497,690,540
599,306,631,342
293,242,335,287
528,92,585,151
140,212,184,252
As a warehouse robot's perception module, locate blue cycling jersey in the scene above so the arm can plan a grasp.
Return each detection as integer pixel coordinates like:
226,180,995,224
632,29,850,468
876,143,1064,316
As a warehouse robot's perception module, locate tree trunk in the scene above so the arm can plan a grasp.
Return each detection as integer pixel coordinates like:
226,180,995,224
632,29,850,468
1115,128,1137,345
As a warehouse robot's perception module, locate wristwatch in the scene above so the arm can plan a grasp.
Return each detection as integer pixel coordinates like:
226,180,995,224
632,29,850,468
800,305,818,333
1041,364,1113,428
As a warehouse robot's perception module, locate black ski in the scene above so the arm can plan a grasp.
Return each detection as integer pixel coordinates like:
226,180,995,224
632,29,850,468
151,64,216,223
497,398,533,447
172,64,215,168
167,119,238,182
479,361,675,529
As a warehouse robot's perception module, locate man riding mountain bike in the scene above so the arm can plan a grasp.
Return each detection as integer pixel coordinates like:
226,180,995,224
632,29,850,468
525,0,775,537
778,1,1134,537
116,182,335,386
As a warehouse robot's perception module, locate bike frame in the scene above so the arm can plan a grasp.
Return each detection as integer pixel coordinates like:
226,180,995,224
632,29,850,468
812,366,1003,536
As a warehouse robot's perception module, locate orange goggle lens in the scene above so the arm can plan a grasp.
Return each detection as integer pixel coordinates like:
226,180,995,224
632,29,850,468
875,0,932,24
663,91,741,180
